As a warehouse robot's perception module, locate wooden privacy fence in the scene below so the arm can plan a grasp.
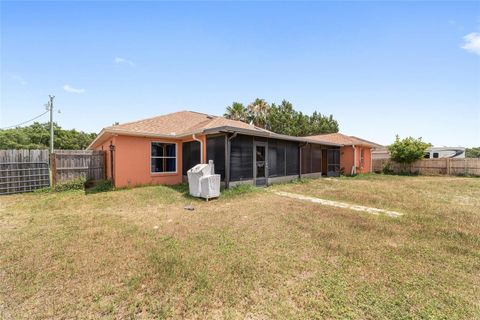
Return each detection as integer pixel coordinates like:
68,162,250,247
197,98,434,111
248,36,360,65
373,158,480,176
51,150,106,186
0,149,50,195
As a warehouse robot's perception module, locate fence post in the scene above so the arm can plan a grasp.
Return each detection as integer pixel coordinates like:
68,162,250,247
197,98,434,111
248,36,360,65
446,158,451,175
50,153,57,189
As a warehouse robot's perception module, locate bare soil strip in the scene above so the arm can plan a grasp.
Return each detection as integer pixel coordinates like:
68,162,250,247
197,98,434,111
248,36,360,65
273,190,404,218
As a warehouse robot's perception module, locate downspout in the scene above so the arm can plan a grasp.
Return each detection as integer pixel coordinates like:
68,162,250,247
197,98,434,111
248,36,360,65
225,132,238,189
351,145,357,175
192,134,204,164
109,141,115,187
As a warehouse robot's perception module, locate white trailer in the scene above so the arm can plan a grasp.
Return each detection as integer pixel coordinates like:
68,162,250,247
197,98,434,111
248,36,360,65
424,147,465,159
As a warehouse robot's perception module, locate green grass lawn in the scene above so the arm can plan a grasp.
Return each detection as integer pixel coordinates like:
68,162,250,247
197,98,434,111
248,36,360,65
1,175,479,319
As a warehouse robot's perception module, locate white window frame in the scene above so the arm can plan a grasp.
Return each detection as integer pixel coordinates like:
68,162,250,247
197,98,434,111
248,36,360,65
150,142,177,174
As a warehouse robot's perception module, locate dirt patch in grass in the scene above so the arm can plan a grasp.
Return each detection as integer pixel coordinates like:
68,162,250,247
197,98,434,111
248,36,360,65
1,175,479,319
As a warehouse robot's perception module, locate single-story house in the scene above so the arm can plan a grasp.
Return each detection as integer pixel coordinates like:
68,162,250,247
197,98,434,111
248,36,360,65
87,111,342,188
306,133,374,175
371,146,390,160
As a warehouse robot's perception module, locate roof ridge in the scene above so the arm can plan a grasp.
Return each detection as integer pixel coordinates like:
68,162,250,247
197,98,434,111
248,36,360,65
108,110,206,129
209,116,274,133
186,110,218,118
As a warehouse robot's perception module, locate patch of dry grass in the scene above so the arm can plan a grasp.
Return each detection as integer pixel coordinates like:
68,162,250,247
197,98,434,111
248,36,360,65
1,175,479,319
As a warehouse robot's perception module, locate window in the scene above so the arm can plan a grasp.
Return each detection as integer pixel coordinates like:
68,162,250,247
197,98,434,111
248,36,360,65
151,142,176,173
424,153,430,159
433,152,439,159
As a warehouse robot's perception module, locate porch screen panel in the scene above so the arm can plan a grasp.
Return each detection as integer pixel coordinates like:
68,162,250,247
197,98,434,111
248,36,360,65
230,135,253,181
327,148,341,177
206,136,226,181
182,141,200,175
311,145,323,173
285,141,299,176
268,140,286,177
301,145,312,174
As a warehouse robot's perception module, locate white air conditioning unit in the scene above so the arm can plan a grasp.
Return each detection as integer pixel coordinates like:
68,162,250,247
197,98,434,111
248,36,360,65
187,160,220,200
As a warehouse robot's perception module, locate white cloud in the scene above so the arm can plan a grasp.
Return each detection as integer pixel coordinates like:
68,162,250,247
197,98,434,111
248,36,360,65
461,32,480,55
114,57,135,66
63,84,85,94
12,75,27,85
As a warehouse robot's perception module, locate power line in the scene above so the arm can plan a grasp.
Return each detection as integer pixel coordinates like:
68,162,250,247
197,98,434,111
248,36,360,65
0,110,49,129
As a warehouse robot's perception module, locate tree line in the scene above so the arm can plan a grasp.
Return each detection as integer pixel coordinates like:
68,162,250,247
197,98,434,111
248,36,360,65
466,147,480,158
224,98,339,136
0,122,97,150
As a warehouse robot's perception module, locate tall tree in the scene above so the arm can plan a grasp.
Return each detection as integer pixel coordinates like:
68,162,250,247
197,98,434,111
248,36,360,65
247,98,270,128
466,147,480,158
266,100,339,136
307,111,339,135
224,102,248,122
269,100,298,135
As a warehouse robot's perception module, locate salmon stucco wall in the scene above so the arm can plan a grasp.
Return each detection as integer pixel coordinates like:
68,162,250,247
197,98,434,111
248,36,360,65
95,134,207,188
340,146,372,175
340,146,354,175
357,146,372,174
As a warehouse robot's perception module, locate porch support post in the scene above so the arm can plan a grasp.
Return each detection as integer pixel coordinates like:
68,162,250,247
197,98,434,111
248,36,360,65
298,142,311,179
299,144,302,179
225,134,230,189
225,132,237,189
299,142,308,179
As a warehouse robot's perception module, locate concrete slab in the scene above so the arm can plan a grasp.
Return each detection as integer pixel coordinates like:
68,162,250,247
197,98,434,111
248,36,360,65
273,191,403,218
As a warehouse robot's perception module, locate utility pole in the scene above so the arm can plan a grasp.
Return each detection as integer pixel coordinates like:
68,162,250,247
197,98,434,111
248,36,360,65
47,95,55,154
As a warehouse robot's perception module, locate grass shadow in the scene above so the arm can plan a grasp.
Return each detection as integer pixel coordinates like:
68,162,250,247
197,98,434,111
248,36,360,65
84,179,114,195
163,183,203,202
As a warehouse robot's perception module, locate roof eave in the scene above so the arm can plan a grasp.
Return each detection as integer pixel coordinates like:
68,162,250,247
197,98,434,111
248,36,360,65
203,126,343,147
88,126,343,149
87,129,109,150
87,128,201,150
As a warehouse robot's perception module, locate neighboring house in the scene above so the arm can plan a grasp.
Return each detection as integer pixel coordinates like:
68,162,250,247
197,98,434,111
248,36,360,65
372,147,390,160
306,133,374,175
88,111,342,188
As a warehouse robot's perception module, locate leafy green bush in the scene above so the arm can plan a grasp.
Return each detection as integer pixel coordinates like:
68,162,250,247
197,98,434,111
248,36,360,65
55,177,86,192
33,187,52,193
388,135,430,165
466,147,480,158
382,161,394,174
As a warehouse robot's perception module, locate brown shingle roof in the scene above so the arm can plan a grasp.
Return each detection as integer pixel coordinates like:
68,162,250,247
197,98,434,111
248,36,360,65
88,110,344,149
307,133,374,147
106,110,266,137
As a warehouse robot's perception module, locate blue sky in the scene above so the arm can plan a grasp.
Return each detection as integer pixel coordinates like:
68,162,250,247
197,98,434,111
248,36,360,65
1,1,479,147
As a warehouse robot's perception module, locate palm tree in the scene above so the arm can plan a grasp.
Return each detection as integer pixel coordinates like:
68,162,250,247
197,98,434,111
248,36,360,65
224,102,248,122
247,98,270,128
